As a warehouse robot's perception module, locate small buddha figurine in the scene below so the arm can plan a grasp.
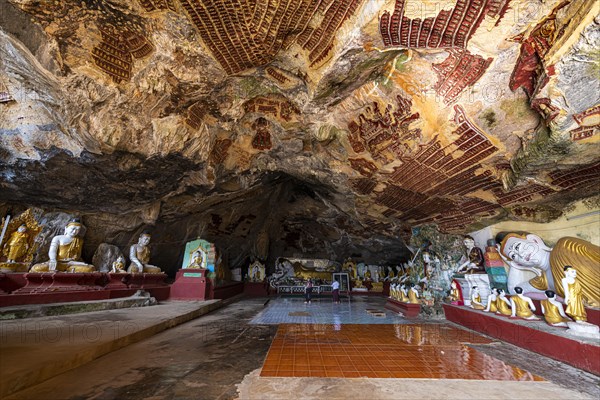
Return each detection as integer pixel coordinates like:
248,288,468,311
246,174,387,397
364,269,372,281
510,287,540,320
448,280,460,303
399,284,409,302
386,266,395,281
188,249,206,269
484,287,499,313
3,224,29,263
389,283,397,299
30,219,95,273
561,265,587,322
469,285,485,310
111,256,126,273
408,283,420,304
495,289,512,316
128,232,161,274
541,290,571,327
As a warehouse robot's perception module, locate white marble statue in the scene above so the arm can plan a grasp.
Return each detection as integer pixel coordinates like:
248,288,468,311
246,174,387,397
128,232,161,274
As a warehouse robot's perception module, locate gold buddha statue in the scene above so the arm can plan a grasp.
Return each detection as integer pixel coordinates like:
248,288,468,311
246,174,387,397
495,289,512,316
111,256,126,273
541,290,571,327
188,248,207,269
469,285,485,310
399,284,409,302
510,287,540,320
128,232,161,274
30,219,95,273
562,266,587,322
448,280,460,303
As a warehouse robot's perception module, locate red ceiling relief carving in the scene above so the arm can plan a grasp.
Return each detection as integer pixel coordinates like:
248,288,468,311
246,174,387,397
243,95,300,122
210,138,232,164
379,0,510,49
351,178,377,195
347,95,421,159
569,105,600,141
251,117,272,150
432,49,492,105
92,27,154,83
509,1,568,95
177,0,364,74
137,0,177,12
492,183,555,206
548,161,600,190
349,158,378,177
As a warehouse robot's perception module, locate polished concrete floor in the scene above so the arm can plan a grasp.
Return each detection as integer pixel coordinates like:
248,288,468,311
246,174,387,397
3,297,599,400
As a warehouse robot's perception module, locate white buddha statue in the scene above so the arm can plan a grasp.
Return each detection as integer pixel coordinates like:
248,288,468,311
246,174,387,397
469,285,485,310
128,232,161,274
30,219,95,273
484,287,499,313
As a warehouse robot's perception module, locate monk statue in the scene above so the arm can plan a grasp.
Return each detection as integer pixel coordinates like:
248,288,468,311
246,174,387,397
3,224,29,263
400,284,409,302
469,285,485,310
510,287,540,320
128,232,161,274
30,219,95,273
496,232,599,307
562,266,587,322
541,290,571,327
408,283,420,304
484,287,498,313
495,289,512,316
457,236,485,274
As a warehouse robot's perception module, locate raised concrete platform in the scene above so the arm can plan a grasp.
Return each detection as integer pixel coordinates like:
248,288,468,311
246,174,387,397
0,291,156,320
443,304,600,376
0,299,225,398
385,297,421,318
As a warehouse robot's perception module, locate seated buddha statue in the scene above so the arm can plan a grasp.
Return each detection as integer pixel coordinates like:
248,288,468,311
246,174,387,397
469,285,485,310
510,287,540,320
448,280,460,303
111,256,126,273
3,224,29,263
541,290,571,327
495,289,512,316
188,249,207,269
484,287,499,313
128,232,161,274
561,266,587,322
408,283,420,304
30,219,95,273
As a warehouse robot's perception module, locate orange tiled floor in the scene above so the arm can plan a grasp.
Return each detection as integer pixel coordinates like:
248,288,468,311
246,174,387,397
260,324,544,380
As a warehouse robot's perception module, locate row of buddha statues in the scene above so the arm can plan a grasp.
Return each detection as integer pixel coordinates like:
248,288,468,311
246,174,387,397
389,282,420,304
1,217,162,274
462,265,590,326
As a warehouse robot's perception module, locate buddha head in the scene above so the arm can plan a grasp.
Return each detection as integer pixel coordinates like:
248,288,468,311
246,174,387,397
496,232,552,268
491,287,499,296
64,219,82,237
472,285,480,295
564,265,577,278
17,224,27,233
545,290,556,299
498,289,506,297
463,235,475,250
138,232,151,246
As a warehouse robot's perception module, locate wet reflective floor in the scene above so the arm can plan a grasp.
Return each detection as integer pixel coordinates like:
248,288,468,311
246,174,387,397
250,297,408,325
260,324,544,380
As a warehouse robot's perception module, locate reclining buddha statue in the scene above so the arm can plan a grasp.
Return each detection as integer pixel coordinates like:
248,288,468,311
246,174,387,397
30,219,95,273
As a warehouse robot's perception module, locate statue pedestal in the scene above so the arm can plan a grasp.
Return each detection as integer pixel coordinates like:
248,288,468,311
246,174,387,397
384,298,421,318
0,262,29,273
244,281,269,297
566,321,600,340
105,273,130,289
443,304,600,375
170,269,208,300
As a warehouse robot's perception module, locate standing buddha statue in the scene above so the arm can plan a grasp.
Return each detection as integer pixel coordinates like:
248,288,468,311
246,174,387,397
561,266,587,322
3,224,29,263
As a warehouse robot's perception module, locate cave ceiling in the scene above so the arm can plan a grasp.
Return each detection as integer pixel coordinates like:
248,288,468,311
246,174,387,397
0,0,599,267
